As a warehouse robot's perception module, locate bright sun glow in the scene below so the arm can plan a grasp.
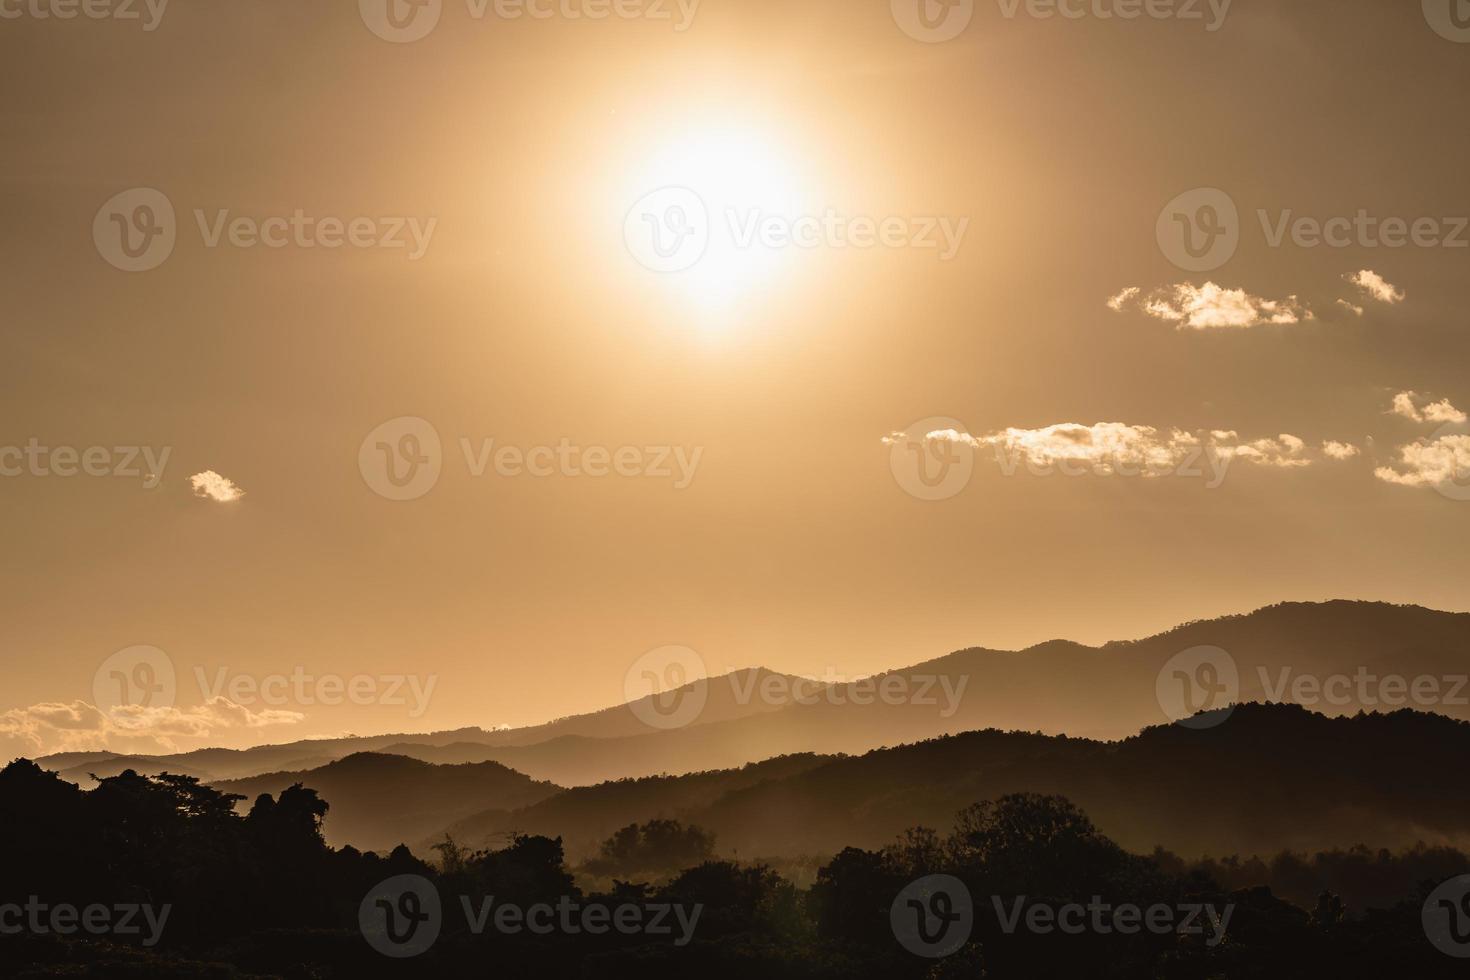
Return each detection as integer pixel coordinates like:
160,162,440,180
624,125,808,324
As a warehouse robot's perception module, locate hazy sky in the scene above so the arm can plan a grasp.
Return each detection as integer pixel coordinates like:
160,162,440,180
3,0,1468,758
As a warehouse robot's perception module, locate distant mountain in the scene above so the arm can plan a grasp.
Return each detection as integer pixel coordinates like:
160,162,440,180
457,667,814,747
373,601,1470,786
35,727,504,783
34,601,1470,789
212,752,562,852
430,752,835,858
34,668,812,784
442,703,1470,863
53,754,219,784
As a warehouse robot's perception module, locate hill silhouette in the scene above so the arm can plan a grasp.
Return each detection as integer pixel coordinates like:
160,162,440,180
438,703,1470,862
38,601,1467,788
213,752,562,851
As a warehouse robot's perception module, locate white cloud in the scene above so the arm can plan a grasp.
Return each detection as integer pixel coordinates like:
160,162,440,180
1109,282,1312,329
1335,299,1364,317
1375,435,1470,490
190,470,246,503
1321,440,1361,460
884,422,1321,476
1347,269,1405,305
1391,391,1467,425
1206,431,1313,468
1106,286,1141,312
0,697,302,761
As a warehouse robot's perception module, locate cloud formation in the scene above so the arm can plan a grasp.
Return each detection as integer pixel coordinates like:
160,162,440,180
190,470,246,502
1347,269,1405,305
1321,441,1362,461
1391,391,1467,425
1105,286,1140,312
883,422,1349,480
0,697,302,761
1374,435,1470,491
1108,282,1312,329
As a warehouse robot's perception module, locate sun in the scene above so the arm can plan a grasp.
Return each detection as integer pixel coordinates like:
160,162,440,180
623,124,808,323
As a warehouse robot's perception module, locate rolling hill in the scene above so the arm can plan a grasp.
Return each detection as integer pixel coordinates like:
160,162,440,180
213,752,562,851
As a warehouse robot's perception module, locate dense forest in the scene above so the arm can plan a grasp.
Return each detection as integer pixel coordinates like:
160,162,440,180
2,758,1466,978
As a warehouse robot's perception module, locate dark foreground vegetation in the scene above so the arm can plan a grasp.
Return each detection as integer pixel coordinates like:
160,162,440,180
2,758,1467,978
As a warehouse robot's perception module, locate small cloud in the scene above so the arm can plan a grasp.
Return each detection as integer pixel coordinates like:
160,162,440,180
1335,299,1364,317
1109,282,1312,330
1346,269,1405,305
1391,391,1467,425
1321,441,1361,460
885,422,1320,473
1209,432,1313,469
1106,286,1141,312
190,470,246,503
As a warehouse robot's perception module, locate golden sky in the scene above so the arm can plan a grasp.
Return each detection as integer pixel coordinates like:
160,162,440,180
2,0,1468,756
